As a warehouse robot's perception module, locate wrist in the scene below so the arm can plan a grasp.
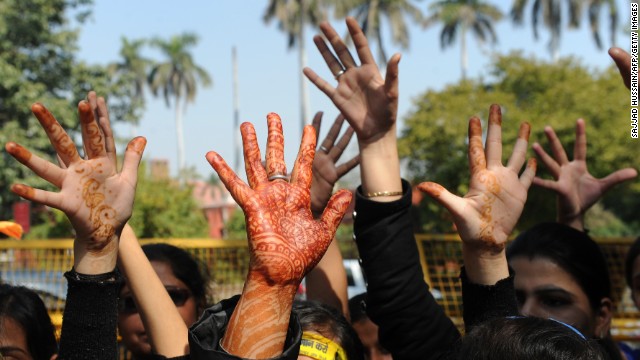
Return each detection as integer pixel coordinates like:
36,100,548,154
462,247,509,286
73,235,119,275
557,214,585,231
359,128,402,202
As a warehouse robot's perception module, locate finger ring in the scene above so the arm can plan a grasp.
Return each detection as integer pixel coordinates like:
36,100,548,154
268,174,289,181
335,69,345,80
319,146,330,153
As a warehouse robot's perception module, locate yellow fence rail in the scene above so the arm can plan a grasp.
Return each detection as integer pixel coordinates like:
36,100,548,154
1,235,639,344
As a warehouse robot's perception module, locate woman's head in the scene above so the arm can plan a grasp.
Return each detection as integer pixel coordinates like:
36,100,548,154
348,293,392,360
118,243,209,359
0,284,57,360
456,316,604,360
507,222,612,338
294,300,364,360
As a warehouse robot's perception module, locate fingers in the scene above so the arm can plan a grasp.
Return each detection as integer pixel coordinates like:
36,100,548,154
384,53,401,101
313,35,345,77
121,137,147,185
94,94,117,167
241,122,267,187
320,21,357,69
206,151,252,207
5,142,65,188
320,114,346,156
507,122,531,173
32,103,81,165
417,182,465,217
11,184,63,209
329,125,354,161
544,125,569,165
290,125,317,189
531,142,561,178
608,47,631,90
484,104,503,168
311,111,323,140
532,176,559,191
573,118,587,162
319,189,353,234
345,16,375,65
468,117,486,174
519,158,537,189
303,67,337,99
336,154,360,179
599,168,639,193
265,113,288,180
78,100,107,159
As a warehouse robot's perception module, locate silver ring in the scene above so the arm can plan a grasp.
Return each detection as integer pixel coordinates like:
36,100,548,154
319,145,330,153
335,69,345,80
268,174,289,181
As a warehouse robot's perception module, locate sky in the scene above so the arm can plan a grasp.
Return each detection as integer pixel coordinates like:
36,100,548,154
75,0,632,179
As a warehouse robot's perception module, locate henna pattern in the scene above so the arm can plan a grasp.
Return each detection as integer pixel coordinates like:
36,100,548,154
266,113,287,177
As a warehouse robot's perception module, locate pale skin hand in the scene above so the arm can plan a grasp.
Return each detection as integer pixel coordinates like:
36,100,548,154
5,92,146,274
207,113,352,358
310,111,360,215
532,119,638,231
608,47,631,90
418,105,537,285
304,16,402,200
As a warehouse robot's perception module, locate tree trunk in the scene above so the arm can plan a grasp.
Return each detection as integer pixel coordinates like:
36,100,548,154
299,0,310,135
461,25,468,80
232,46,241,175
175,95,185,177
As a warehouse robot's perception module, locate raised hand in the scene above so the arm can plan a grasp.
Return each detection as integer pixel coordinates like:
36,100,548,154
418,105,536,284
310,111,360,215
608,47,631,90
5,93,146,274
304,17,400,144
207,113,352,358
532,119,637,230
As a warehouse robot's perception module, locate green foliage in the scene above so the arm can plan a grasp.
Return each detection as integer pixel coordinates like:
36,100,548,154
128,162,208,238
25,207,73,239
399,51,638,235
224,209,247,240
0,0,142,221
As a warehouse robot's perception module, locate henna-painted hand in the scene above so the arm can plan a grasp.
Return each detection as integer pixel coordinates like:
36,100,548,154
206,113,352,286
6,92,146,273
608,47,631,90
418,105,537,253
532,119,637,230
310,112,360,215
303,17,400,145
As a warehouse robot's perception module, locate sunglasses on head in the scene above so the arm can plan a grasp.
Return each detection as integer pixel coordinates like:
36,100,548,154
118,286,191,314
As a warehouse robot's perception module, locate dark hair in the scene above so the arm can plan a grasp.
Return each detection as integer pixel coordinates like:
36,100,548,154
507,222,611,310
142,243,210,309
456,316,605,359
625,237,640,289
0,284,57,360
348,292,368,323
294,300,364,360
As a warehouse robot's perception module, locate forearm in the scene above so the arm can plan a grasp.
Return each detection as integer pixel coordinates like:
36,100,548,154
73,234,118,275
221,274,298,358
461,247,509,286
118,224,189,357
305,238,349,317
359,127,402,203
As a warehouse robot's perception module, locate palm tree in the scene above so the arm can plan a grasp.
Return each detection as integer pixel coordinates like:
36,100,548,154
426,0,503,80
264,0,328,133
334,0,424,65
511,0,618,62
148,33,212,176
108,37,150,126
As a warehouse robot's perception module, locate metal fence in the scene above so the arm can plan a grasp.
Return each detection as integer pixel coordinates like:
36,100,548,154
1,234,639,348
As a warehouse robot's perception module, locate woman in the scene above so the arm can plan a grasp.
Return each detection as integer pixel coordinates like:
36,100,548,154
0,284,58,360
118,242,209,359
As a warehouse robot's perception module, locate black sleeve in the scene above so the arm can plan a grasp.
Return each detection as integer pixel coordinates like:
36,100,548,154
186,295,302,360
57,268,122,360
354,180,461,360
460,266,518,332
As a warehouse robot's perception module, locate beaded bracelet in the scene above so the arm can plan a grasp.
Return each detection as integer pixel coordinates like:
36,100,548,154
365,190,403,198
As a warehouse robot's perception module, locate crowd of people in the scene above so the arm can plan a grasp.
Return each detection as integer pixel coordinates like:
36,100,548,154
1,17,638,360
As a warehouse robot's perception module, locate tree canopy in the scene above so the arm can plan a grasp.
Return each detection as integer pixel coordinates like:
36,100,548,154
399,51,638,235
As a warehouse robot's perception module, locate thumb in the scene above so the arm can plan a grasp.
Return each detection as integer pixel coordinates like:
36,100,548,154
417,182,463,217
320,189,353,235
600,168,638,192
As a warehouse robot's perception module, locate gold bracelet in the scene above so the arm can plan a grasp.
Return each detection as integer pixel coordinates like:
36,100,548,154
365,190,403,198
